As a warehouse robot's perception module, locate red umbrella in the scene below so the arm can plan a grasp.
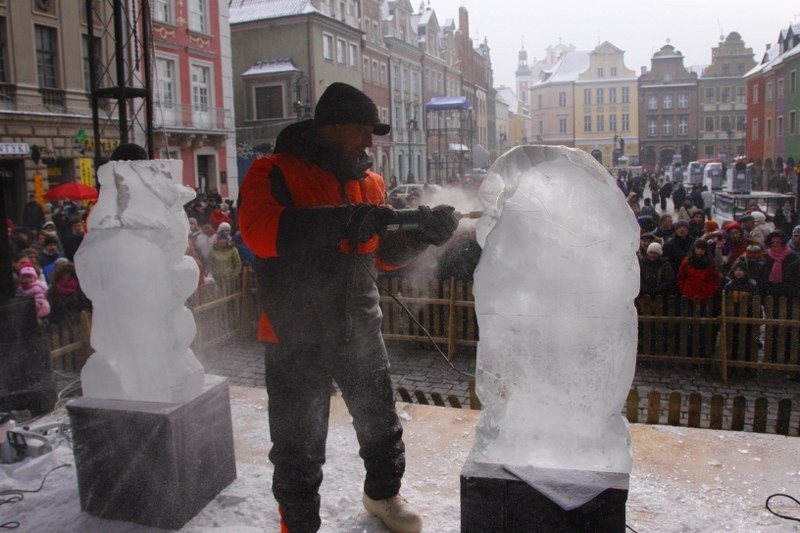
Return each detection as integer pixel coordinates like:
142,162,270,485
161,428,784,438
43,182,98,201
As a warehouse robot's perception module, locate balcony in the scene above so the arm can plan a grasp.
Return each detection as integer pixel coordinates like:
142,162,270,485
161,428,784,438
152,102,233,132
0,82,15,110
39,86,66,112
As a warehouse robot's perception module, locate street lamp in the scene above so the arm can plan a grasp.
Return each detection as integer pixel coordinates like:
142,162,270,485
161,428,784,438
406,104,417,182
293,75,311,122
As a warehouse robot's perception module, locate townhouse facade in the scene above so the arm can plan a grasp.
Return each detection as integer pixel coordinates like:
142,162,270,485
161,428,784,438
697,32,755,166
0,0,239,230
638,43,699,172
0,0,115,223
746,24,800,189
574,42,639,167
229,0,497,186
152,0,237,198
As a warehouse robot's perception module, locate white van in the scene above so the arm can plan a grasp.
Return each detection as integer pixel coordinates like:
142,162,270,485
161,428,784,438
703,162,724,191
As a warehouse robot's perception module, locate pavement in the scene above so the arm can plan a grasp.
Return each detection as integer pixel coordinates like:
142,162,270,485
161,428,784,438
196,337,800,434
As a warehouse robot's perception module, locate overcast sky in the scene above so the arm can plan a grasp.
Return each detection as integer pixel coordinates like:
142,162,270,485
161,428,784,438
426,0,799,89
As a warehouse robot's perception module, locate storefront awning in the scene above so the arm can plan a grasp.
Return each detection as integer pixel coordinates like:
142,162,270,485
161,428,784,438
426,96,472,111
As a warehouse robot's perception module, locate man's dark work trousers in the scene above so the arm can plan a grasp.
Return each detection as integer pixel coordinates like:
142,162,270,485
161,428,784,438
264,332,404,533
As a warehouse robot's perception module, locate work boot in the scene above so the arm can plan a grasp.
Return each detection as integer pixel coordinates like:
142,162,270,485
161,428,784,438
363,492,422,533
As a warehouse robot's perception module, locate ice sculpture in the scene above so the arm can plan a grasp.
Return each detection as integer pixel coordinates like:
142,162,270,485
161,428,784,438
469,145,639,475
74,160,204,403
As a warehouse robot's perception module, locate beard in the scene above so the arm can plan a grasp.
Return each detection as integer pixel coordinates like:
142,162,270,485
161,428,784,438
315,144,374,182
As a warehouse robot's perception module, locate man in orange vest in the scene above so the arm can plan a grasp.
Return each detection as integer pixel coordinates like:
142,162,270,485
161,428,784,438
239,82,458,533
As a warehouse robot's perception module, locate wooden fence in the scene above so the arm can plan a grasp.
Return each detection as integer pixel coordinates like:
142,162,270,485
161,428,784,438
41,272,800,435
43,272,258,373
398,386,800,436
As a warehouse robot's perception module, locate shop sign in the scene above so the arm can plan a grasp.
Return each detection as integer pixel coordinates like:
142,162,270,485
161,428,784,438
0,142,30,155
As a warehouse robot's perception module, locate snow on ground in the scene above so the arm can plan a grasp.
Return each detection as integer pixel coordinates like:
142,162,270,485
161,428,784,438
3,385,800,532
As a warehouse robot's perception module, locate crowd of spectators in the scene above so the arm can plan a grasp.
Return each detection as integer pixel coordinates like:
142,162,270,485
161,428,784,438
633,177,800,311
6,187,252,325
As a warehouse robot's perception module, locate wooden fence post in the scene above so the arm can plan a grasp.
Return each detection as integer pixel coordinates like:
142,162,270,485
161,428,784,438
720,291,728,384
447,277,456,361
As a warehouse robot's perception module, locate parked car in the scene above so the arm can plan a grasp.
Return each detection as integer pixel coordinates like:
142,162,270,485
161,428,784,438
388,184,443,208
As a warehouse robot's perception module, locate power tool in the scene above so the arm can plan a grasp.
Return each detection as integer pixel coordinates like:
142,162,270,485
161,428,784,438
384,209,482,232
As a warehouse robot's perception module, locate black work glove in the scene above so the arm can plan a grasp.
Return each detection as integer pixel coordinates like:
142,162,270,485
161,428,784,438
277,204,394,255
416,204,459,246
344,203,398,242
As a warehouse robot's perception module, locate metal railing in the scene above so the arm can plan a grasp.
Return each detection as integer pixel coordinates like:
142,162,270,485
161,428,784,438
152,102,233,130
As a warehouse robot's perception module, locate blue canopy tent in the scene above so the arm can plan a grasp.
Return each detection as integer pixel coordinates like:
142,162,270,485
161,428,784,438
425,97,473,184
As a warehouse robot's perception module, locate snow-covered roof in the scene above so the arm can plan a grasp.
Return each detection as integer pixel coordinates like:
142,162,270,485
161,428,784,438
242,58,300,77
745,42,781,78
229,0,318,24
496,86,519,112
534,51,590,85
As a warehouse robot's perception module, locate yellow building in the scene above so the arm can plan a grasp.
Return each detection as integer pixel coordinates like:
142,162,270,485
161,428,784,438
574,42,639,168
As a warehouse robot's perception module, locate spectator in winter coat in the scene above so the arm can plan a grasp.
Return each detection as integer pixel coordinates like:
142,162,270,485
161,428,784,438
722,221,758,276
207,230,242,281
706,230,731,270
748,211,772,249
658,181,673,212
771,199,797,236
724,261,760,303
740,244,766,281
38,236,63,279
672,183,687,213
638,242,675,297
790,226,800,254
687,209,706,240
677,238,721,302
61,217,85,262
47,260,91,324
655,213,674,240
16,263,50,322
663,220,693,275
193,223,216,264
758,230,800,298
626,191,641,216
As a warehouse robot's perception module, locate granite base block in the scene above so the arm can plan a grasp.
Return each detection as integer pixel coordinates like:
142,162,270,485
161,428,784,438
461,459,628,533
66,374,237,530
0,298,56,415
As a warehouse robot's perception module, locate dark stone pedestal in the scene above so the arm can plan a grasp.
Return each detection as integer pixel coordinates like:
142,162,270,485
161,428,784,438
0,298,57,415
461,459,629,532
66,374,237,530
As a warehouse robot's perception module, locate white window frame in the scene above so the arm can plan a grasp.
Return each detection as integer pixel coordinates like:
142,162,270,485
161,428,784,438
584,89,591,105
155,54,178,109
648,118,657,137
678,118,688,136
336,38,346,64
647,95,657,110
188,0,208,34
621,113,630,131
621,86,629,104
596,114,604,132
322,33,334,61
152,0,172,24
678,94,688,109
348,42,358,68
663,118,672,136
584,115,591,132
663,95,673,110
